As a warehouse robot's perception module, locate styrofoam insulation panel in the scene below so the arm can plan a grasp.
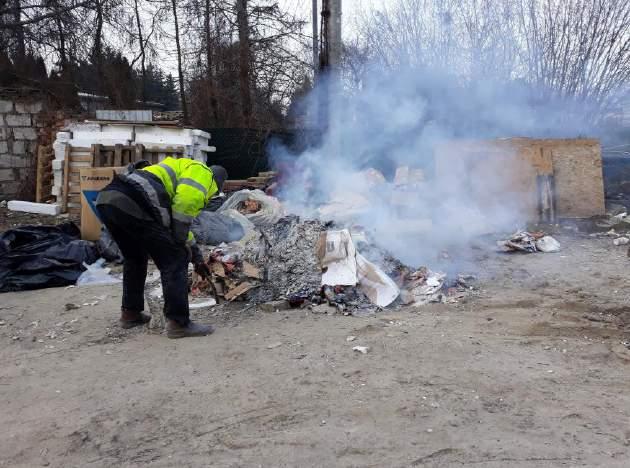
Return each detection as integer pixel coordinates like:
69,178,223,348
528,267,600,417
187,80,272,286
8,201,61,215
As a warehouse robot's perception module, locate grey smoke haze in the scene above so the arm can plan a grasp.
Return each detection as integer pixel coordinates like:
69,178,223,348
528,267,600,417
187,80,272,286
271,64,594,268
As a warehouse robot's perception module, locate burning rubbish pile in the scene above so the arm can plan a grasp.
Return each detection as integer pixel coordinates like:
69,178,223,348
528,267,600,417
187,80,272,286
155,186,480,319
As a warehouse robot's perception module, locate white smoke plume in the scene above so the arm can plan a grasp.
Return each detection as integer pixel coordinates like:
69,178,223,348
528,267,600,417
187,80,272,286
270,64,594,269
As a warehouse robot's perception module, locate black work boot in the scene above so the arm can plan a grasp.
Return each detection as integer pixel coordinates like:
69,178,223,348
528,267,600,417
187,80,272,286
166,319,215,339
120,308,151,329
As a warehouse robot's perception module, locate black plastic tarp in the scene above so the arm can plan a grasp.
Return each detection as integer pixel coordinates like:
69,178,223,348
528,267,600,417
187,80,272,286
0,223,98,292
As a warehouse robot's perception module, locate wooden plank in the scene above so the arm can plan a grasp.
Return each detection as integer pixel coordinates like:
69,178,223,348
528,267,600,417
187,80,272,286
62,145,71,212
100,145,136,152
105,150,113,167
70,154,93,163
35,146,44,202
114,144,123,166
134,144,144,163
225,282,254,301
71,147,92,152
92,144,102,167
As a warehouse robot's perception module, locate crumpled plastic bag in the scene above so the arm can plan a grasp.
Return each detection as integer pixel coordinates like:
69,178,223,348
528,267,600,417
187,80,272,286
76,258,122,286
96,226,123,263
535,236,561,253
218,189,283,226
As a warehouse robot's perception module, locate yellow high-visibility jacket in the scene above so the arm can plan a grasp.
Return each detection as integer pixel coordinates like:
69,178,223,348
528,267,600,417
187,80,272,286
134,157,219,244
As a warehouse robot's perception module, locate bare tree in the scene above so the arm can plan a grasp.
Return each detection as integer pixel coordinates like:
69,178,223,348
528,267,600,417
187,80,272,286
236,0,252,126
170,0,189,123
515,0,630,120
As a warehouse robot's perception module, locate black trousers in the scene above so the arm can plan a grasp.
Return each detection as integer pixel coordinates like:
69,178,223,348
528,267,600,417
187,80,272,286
97,204,190,325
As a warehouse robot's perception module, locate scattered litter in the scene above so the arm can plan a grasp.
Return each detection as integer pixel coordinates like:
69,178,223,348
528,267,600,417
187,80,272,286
82,301,98,306
65,285,75,289
399,268,446,306
346,335,357,342
76,258,121,286
267,341,283,349
498,231,560,253
353,346,370,354
613,237,629,246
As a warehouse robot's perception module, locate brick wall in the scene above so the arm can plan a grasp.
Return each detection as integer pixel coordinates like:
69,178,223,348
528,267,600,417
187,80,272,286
0,98,43,200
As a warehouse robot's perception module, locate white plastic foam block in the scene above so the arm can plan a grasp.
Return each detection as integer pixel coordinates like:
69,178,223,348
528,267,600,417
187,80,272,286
8,201,61,215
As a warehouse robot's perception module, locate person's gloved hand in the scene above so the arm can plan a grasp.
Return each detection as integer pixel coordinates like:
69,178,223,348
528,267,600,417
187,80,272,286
189,243,210,279
194,262,211,279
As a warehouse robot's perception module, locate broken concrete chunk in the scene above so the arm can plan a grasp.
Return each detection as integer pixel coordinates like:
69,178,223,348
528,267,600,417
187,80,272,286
613,237,629,246
352,346,370,354
8,201,61,216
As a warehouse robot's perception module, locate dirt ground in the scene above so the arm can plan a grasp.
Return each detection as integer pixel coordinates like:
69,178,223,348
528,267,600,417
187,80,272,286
1,229,630,467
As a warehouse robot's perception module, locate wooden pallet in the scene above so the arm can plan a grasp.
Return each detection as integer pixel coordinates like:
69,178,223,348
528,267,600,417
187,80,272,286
35,145,55,202
60,143,189,216
92,144,186,167
223,171,277,193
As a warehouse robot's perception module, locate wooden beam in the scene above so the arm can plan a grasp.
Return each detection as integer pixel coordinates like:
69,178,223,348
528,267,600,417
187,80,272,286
62,145,71,212
35,146,44,202
114,144,123,166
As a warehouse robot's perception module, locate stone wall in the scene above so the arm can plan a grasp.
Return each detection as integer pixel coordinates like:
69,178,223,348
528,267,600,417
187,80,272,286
0,98,43,200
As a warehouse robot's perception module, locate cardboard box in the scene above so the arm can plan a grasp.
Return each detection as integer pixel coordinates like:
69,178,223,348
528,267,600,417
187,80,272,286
79,167,124,240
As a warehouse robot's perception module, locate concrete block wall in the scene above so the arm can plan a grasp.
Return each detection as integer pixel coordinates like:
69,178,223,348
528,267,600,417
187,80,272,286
0,98,43,200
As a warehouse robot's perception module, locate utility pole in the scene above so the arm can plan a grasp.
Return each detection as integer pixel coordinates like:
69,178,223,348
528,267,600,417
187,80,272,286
319,0,341,72
312,0,318,73
329,0,342,70
318,0,341,134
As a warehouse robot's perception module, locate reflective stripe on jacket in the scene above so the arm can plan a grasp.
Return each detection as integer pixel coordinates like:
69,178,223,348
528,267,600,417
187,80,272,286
125,157,219,244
